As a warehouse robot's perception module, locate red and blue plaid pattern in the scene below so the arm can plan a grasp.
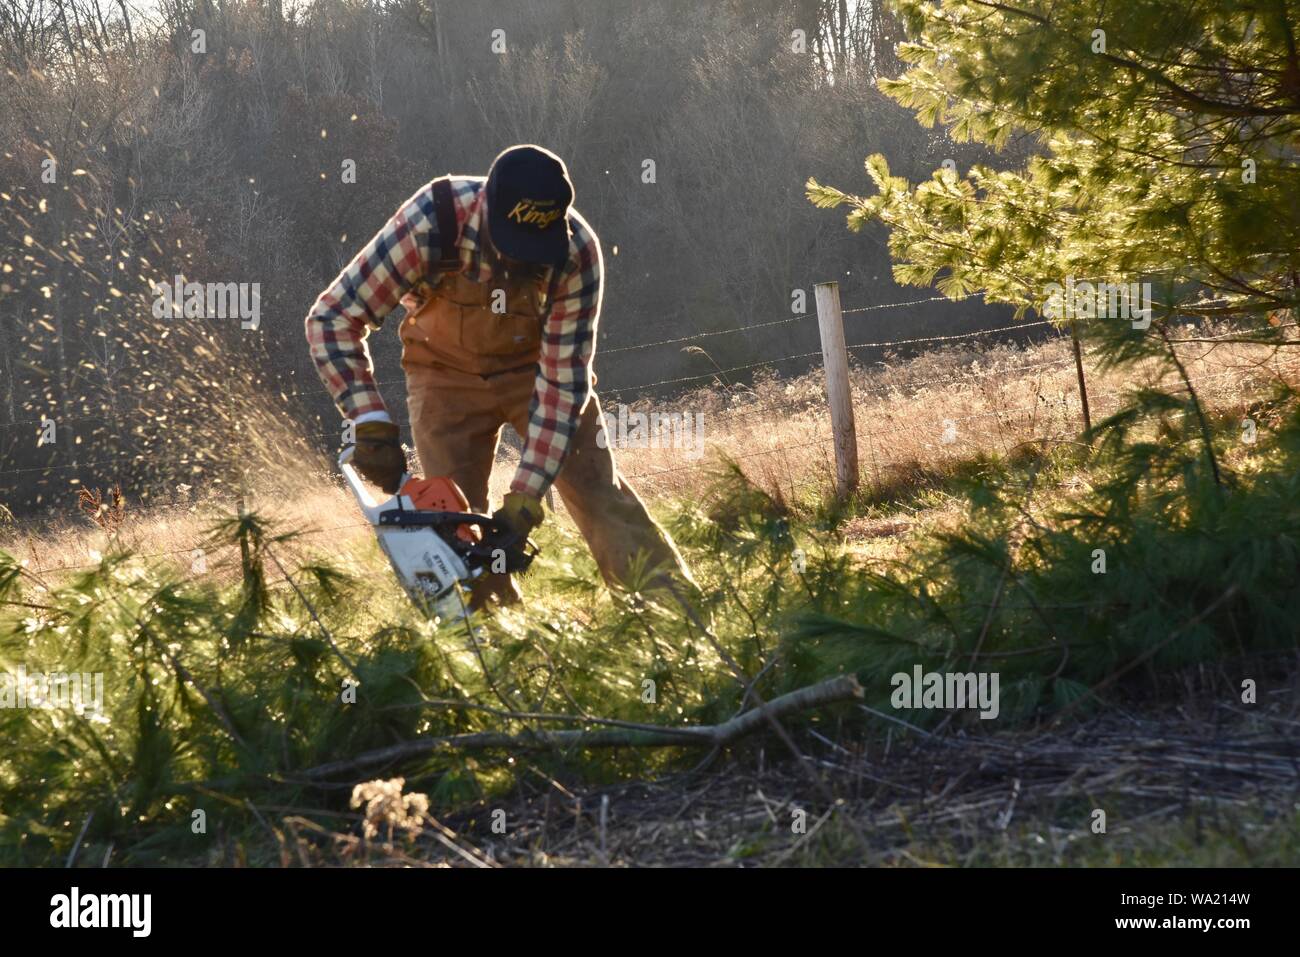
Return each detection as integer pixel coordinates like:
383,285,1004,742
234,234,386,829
305,175,601,498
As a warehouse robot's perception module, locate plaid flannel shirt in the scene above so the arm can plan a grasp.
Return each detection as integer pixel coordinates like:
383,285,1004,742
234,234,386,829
305,175,602,498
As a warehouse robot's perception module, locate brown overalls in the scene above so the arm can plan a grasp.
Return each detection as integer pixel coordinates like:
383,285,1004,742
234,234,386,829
398,264,696,593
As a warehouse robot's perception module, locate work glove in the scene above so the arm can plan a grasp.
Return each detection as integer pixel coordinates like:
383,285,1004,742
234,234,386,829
487,492,545,550
493,492,545,539
351,420,405,494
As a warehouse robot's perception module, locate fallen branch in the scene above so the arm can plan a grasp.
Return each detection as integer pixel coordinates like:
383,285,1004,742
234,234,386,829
300,675,864,781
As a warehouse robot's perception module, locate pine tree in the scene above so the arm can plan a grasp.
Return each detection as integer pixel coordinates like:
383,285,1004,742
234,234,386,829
809,0,1300,339
795,1,1300,710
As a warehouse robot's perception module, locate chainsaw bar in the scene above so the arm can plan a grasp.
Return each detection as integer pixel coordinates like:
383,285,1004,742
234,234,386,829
339,447,537,619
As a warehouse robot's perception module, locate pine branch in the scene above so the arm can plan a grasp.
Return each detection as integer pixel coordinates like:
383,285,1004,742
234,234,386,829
298,675,864,781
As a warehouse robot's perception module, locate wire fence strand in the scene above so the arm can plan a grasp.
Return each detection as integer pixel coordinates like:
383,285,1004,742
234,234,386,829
3,292,1290,492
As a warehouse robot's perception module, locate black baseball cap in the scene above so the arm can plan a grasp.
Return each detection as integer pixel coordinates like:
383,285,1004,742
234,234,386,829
486,145,574,267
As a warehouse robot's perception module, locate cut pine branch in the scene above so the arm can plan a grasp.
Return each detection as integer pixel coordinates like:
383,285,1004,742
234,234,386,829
299,675,864,781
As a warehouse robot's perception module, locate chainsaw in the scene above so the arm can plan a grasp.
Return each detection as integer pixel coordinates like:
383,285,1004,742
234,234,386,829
339,446,536,620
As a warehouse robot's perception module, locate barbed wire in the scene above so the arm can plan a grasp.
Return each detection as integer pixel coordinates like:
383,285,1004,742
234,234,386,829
848,318,1054,350
6,299,1274,434
608,319,1057,394
600,313,812,355
600,295,985,357
2,297,1290,485
842,294,979,315
1,356,1274,480
0,352,1269,479
11,358,1252,483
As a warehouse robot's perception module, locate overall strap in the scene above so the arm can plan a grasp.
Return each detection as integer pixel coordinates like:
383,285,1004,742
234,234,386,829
430,177,460,274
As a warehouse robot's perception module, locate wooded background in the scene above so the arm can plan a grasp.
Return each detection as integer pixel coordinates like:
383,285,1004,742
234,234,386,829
0,0,1025,512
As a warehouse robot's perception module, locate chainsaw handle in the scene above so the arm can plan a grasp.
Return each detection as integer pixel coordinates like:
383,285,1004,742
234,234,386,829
338,444,412,523
337,449,537,574
375,509,537,574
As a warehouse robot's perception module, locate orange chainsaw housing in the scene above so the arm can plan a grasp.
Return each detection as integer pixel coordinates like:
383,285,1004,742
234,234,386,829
399,475,479,543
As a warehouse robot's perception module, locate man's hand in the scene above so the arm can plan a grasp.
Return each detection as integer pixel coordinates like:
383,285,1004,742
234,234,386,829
489,492,545,545
352,421,405,494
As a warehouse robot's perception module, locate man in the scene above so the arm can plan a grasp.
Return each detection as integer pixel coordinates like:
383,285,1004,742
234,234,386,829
305,144,695,602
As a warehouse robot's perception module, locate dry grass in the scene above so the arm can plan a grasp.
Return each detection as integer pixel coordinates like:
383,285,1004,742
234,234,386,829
2,469,372,582
611,326,1300,504
7,324,1298,578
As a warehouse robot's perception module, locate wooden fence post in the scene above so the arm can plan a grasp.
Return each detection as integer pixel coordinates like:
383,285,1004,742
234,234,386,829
814,281,859,498
1069,321,1093,438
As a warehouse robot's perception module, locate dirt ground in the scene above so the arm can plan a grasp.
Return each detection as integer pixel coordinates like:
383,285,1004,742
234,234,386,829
263,676,1300,868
